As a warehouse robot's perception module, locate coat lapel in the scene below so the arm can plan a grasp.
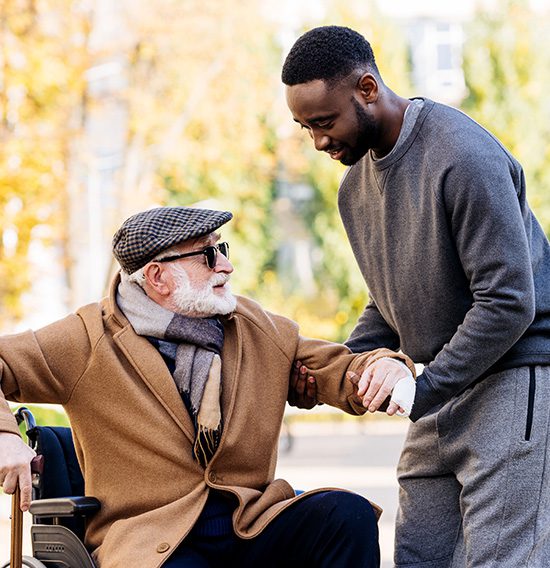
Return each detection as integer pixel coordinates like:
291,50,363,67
114,326,196,443
217,315,242,445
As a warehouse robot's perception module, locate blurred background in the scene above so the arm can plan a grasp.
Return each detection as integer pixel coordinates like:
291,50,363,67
2,0,550,338
1,0,550,564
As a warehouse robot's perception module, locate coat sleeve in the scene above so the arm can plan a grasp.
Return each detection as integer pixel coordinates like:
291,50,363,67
295,335,414,415
0,313,95,435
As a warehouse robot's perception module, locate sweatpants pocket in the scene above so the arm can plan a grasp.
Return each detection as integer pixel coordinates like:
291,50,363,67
525,367,536,441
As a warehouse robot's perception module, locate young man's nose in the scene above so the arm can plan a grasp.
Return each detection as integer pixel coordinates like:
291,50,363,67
312,131,331,152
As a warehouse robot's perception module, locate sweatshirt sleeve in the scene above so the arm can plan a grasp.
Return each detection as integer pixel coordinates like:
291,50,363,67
411,151,535,421
345,299,401,353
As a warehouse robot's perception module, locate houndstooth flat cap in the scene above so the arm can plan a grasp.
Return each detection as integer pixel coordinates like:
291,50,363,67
112,206,233,274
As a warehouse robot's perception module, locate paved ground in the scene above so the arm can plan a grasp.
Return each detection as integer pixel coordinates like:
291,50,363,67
0,415,408,566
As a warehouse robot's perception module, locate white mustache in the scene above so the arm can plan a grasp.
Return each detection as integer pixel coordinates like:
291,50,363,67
209,274,230,287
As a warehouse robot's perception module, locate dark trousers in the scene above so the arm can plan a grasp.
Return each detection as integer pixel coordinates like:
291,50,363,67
163,491,380,567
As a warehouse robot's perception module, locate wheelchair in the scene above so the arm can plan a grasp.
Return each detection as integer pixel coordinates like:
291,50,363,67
2,407,100,568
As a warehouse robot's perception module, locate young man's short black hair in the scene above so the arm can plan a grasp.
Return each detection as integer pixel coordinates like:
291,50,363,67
281,25,379,86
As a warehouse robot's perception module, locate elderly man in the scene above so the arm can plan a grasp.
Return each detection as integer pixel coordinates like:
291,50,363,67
0,206,413,568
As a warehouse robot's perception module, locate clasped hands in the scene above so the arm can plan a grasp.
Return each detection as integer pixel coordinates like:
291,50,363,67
348,357,415,416
289,357,415,416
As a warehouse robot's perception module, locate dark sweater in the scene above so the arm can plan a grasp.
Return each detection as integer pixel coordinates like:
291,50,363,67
339,98,550,421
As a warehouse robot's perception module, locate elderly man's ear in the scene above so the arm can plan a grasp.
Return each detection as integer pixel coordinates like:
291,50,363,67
143,263,171,296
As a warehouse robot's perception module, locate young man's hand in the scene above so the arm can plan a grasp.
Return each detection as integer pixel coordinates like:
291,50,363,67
349,358,415,416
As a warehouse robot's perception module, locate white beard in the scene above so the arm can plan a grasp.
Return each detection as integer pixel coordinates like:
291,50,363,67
170,264,237,317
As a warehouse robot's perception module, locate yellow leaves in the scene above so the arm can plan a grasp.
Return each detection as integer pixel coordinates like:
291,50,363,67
2,2,35,36
132,2,281,297
251,272,366,342
0,0,87,327
335,311,348,326
262,270,277,285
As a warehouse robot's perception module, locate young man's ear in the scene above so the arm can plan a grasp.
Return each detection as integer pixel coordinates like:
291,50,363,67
357,72,379,104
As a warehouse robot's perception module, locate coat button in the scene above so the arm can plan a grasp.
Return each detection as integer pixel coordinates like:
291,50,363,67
208,471,217,482
157,542,170,553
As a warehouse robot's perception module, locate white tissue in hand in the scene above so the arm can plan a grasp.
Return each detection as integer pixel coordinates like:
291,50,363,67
391,375,416,417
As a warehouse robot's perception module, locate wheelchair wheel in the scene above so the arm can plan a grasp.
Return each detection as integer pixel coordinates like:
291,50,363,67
23,558,48,568
0,557,47,568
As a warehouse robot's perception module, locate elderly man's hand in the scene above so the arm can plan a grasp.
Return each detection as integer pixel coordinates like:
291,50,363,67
349,358,414,416
0,432,36,511
288,361,318,409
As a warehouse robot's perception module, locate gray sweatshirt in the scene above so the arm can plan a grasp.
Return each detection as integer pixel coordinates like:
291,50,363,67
339,98,550,421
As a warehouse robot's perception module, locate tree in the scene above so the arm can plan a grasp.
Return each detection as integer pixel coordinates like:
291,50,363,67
109,0,282,296
0,0,284,320
462,0,550,233
0,0,89,328
0,0,413,344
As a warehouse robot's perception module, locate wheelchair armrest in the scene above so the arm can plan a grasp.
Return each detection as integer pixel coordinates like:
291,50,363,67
29,496,101,519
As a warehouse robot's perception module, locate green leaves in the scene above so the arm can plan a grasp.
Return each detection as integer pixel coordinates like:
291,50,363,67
463,1,550,233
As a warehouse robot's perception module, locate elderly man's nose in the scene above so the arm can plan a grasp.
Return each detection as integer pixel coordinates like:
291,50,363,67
216,253,233,273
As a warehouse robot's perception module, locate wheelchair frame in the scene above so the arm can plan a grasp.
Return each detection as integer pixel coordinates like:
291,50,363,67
2,407,100,568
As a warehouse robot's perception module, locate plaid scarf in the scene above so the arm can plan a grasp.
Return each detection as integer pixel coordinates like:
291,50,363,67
117,273,224,467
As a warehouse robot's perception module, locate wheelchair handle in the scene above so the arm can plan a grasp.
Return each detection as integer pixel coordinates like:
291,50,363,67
31,455,44,475
15,407,36,432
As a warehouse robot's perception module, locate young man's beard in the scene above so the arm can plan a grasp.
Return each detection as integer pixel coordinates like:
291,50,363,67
170,265,237,317
341,98,379,166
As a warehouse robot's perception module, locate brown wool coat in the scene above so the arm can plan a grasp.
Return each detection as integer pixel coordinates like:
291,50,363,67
0,275,413,568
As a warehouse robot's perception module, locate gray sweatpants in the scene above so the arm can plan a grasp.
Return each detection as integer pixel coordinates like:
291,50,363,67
395,366,550,568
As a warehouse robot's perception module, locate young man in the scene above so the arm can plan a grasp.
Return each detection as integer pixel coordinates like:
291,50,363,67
0,206,413,568
282,25,550,568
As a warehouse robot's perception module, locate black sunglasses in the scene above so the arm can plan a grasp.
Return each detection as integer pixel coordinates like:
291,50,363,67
156,242,229,269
